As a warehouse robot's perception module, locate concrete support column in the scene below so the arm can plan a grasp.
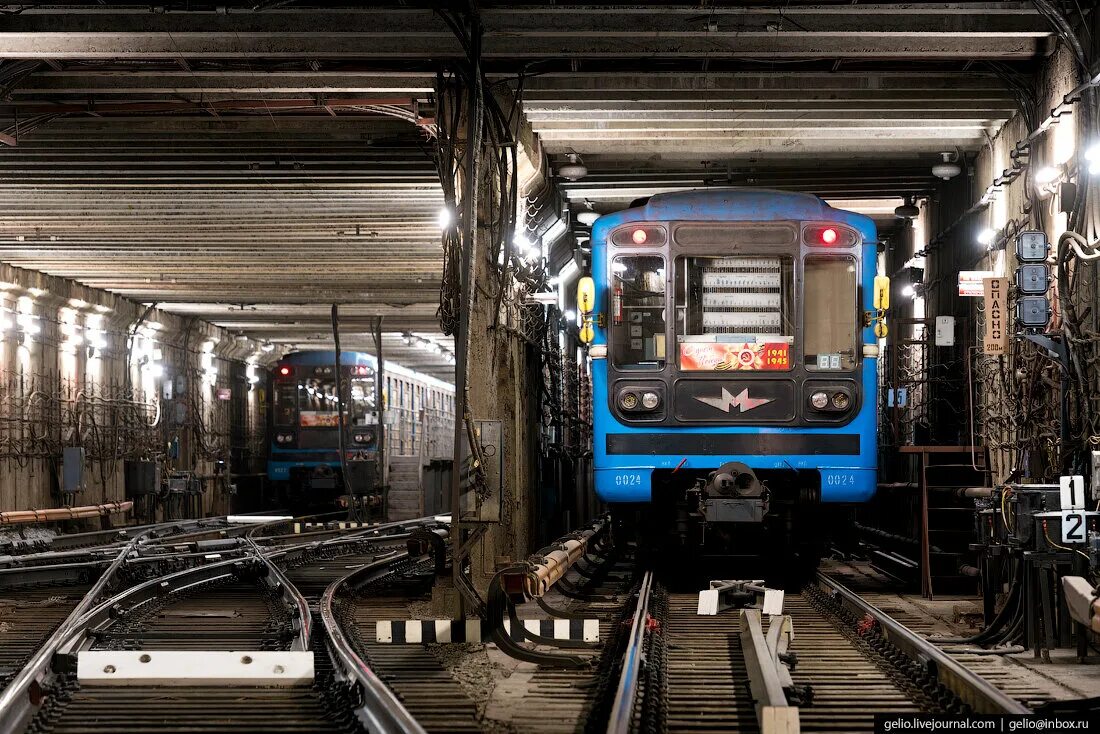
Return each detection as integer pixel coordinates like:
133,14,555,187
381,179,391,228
431,55,552,614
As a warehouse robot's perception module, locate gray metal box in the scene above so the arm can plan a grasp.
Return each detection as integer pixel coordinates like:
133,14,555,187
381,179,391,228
62,447,85,494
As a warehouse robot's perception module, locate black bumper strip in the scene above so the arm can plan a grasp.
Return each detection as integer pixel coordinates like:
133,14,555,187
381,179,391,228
606,433,860,456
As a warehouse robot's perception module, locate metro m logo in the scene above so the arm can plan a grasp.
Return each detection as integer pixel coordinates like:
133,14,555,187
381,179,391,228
695,387,773,414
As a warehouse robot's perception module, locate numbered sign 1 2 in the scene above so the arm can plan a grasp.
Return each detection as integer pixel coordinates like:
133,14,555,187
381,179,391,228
1060,475,1086,510
1061,510,1087,544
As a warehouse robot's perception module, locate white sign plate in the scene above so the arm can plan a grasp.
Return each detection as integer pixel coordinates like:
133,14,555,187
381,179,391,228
1060,475,1086,510
959,270,997,297
1061,510,1088,544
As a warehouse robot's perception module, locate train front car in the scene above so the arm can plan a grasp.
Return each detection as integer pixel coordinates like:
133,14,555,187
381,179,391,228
267,351,381,508
587,189,884,566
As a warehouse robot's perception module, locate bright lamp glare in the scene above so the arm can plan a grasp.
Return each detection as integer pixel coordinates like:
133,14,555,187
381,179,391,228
977,228,997,246
901,285,915,297
1034,166,1060,184
437,207,453,230
563,310,576,321
1086,142,1100,162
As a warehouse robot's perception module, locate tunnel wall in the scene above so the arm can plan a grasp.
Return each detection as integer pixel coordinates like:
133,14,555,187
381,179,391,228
0,262,266,517
922,42,1097,482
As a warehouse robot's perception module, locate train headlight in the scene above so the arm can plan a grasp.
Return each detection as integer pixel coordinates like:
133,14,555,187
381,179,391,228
620,392,639,410
810,391,829,409
641,391,660,410
831,392,851,410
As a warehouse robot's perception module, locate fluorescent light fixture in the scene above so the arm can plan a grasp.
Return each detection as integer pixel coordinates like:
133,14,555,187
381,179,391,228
1034,166,1060,184
977,228,997,246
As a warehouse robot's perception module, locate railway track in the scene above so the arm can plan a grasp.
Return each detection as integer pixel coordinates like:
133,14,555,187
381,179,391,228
322,519,634,733
0,516,446,734
601,571,1031,733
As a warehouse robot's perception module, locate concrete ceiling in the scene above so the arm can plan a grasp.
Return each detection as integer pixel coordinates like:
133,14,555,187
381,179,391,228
0,2,1064,379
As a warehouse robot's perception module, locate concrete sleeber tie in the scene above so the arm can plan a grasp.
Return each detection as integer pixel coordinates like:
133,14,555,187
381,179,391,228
77,650,315,687
375,618,599,644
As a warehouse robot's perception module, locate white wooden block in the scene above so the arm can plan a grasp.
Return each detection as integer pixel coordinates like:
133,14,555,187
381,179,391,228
78,651,313,686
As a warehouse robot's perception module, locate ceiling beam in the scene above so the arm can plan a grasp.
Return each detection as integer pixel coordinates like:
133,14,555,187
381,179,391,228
0,5,1052,60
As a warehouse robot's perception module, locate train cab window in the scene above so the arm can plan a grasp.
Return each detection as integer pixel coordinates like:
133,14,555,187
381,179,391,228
674,255,794,371
804,257,858,371
300,378,340,427
350,374,376,426
610,255,666,370
274,383,297,426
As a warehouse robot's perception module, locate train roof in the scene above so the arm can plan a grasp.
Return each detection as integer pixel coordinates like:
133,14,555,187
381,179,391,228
591,187,877,243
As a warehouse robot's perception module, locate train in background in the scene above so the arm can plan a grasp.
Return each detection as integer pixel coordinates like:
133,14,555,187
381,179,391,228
267,350,455,507
577,188,889,563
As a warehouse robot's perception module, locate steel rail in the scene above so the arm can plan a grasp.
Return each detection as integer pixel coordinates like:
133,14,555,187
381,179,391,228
0,529,151,733
319,550,428,734
815,572,1032,715
607,570,654,734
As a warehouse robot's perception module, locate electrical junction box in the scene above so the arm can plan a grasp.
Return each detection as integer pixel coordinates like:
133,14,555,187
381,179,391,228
124,460,161,497
934,316,955,347
1015,231,1049,262
1017,296,1051,329
62,446,85,494
1015,264,1050,294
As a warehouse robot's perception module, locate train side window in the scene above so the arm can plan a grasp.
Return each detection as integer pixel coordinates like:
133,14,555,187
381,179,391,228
804,256,858,370
610,255,666,370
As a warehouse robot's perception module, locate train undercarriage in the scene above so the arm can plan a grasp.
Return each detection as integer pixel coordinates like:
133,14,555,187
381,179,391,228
613,462,850,586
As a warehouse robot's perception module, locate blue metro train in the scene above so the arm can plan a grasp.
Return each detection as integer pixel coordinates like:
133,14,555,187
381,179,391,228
579,188,888,559
267,350,381,506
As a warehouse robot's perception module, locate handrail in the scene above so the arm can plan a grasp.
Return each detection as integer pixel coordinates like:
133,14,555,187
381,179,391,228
320,553,427,734
607,570,654,734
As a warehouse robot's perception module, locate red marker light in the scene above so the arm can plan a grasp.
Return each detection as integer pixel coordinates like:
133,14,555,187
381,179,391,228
278,366,291,376
631,228,648,245
821,228,839,245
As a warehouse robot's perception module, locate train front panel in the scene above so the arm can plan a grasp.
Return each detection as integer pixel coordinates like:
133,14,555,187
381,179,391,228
587,189,880,519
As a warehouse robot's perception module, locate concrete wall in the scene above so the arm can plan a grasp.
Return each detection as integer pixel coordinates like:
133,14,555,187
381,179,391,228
0,262,266,516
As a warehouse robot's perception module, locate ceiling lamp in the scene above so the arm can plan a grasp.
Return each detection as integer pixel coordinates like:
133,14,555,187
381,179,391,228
558,153,588,181
932,152,962,181
576,210,599,226
894,197,920,219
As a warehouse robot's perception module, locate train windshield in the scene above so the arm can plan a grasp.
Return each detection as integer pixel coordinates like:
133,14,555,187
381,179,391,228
297,372,377,428
610,255,667,370
804,256,858,370
299,378,341,427
675,255,795,371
